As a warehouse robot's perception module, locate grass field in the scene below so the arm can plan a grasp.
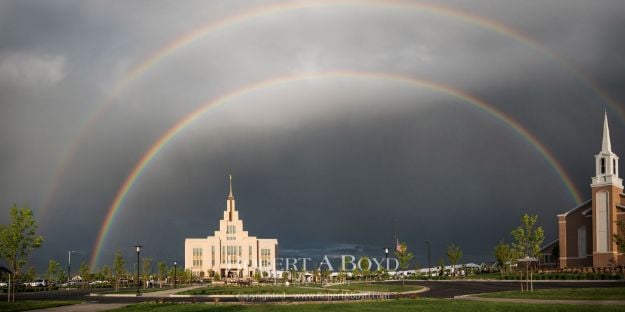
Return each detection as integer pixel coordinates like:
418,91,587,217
478,287,625,300
326,282,423,293
109,298,625,312
0,300,79,312
179,286,350,295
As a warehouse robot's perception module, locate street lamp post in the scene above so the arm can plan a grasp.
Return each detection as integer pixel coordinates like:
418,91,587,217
67,251,77,290
384,248,389,272
425,242,431,278
135,245,142,296
173,261,177,288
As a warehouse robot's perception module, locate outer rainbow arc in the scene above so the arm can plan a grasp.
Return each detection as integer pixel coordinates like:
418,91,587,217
40,0,617,224
88,70,583,268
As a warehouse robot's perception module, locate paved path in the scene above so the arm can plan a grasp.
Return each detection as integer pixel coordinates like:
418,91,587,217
28,302,127,312
87,285,204,298
455,294,625,305
141,285,203,297
27,287,202,312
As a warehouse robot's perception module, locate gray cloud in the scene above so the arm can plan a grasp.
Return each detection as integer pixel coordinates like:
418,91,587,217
0,52,65,89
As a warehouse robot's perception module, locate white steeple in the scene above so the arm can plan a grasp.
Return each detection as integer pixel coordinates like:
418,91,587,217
592,113,622,188
601,112,612,153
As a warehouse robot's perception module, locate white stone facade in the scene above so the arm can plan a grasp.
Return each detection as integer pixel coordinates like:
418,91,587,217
184,176,278,279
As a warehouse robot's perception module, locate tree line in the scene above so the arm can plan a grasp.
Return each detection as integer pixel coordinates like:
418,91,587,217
392,213,551,282
0,204,194,303
2,204,625,301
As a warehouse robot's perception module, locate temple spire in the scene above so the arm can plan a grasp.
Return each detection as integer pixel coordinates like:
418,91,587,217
228,174,234,199
592,113,622,188
602,111,612,153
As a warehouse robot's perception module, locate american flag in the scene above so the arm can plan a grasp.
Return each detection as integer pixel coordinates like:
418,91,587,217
396,239,402,252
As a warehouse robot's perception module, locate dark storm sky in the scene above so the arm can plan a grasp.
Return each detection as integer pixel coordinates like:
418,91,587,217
1,0,625,271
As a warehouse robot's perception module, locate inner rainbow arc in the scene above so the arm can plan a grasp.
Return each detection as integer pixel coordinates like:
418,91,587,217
88,70,583,269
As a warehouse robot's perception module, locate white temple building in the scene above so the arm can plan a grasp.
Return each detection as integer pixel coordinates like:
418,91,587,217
184,175,278,279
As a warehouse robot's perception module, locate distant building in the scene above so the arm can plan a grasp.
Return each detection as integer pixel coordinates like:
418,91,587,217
539,239,559,267
557,114,625,267
184,175,278,278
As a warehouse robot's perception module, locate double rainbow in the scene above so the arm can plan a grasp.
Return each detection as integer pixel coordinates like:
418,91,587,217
88,71,584,268
40,0,616,224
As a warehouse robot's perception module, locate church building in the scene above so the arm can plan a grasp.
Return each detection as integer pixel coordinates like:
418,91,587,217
184,175,278,279
557,114,625,267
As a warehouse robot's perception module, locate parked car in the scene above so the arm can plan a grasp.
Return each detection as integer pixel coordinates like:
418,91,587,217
0,282,7,287
29,279,47,287
60,281,79,287
88,280,109,286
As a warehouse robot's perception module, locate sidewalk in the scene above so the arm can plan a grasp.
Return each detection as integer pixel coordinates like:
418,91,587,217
455,294,625,305
89,285,203,297
142,285,203,297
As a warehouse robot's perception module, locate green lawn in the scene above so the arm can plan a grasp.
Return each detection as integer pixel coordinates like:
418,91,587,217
0,300,79,312
458,272,623,281
179,286,350,295
479,287,625,300
108,298,625,312
326,282,423,293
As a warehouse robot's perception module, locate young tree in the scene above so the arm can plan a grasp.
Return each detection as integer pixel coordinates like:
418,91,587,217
113,250,125,291
142,258,152,288
184,269,193,284
168,266,187,285
360,257,371,284
79,262,90,288
0,205,43,302
23,266,36,282
157,261,167,288
100,265,111,282
511,214,544,292
46,259,61,289
446,243,463,278
493,241,512,277
395,241,414,286
58,269,67,286
511,214,545,259
352,267,361,281
320,267,330,285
